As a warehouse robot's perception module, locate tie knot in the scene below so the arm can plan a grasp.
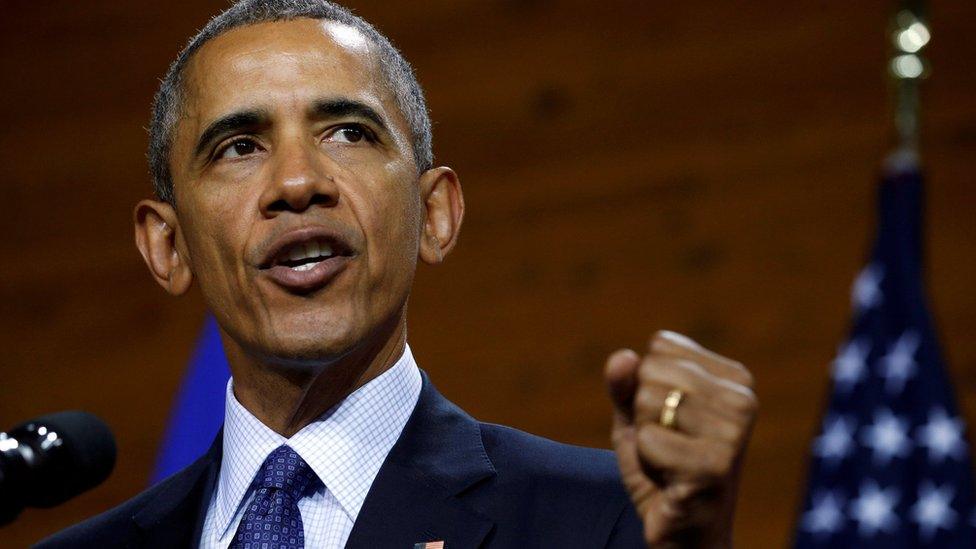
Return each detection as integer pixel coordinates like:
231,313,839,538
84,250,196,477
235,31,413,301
255,445,319,498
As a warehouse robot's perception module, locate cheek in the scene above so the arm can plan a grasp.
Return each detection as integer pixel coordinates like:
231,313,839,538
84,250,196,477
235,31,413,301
181,195,252,291
351,182,421,286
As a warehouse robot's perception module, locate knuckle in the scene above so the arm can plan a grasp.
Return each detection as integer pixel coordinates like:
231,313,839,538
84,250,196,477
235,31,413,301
650,329,694,355
650,330,673,350
703,446,735,479
716,420,743,445
746,390,760,417
634,387,658,415
736,365,756,388
640,356,694,389
637,357,660,383
723,387,759,417
653,358,701,391
667,482,698,503
674,357,704,377
636,423,660,447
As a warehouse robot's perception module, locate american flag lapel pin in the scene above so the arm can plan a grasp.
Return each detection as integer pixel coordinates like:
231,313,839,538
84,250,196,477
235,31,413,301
413,542,444,549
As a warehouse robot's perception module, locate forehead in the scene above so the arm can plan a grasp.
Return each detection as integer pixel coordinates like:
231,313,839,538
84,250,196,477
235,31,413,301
180,18,387,127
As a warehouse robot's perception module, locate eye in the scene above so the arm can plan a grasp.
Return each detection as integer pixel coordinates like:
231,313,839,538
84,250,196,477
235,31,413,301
216,138,260,160
328,125,371,144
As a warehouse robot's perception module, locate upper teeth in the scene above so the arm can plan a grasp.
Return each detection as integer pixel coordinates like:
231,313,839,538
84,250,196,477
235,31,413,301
285,240,334,266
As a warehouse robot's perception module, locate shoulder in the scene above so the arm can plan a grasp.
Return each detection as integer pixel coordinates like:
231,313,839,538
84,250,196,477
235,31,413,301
480,421,622,488
476,422,644,547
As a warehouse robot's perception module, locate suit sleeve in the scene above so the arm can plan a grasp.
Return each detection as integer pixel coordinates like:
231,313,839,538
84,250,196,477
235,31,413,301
604,499,645,548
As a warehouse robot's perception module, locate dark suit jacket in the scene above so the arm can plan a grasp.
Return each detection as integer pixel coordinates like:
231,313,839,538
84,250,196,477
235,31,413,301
37,372,644,548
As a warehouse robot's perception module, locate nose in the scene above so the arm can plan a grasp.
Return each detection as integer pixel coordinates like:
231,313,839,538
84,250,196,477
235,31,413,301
259,140,339,217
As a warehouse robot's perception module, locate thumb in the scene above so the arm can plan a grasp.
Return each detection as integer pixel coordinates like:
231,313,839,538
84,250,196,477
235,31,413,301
604,348,641,423
606,348,658,522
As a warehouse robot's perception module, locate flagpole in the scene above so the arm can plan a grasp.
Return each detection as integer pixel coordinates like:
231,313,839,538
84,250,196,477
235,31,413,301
795,4,976,545
887,0,929,168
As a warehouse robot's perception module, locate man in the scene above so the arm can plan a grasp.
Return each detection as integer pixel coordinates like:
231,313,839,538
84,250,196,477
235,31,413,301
39,1,757,547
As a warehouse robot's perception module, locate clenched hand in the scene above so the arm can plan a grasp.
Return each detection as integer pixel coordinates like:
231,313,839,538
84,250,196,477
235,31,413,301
605,331,758,548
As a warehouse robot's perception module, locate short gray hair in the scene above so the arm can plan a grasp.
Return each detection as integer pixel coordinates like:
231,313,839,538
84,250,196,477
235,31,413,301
147,0,433,204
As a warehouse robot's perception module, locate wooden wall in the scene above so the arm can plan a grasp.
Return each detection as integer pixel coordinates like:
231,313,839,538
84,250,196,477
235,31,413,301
1,1,974,546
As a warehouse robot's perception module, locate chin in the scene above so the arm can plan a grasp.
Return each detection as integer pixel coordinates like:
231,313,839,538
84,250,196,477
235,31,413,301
252,310,365,364
229,292,404,369
259,331,355,367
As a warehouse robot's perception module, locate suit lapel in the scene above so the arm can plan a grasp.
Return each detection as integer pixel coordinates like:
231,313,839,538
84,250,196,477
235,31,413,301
345,373,496,549
126,375,496,548
131,431,223,548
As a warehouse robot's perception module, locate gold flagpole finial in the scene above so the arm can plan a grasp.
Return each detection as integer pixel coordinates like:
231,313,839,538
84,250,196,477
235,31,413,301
888,4,930,161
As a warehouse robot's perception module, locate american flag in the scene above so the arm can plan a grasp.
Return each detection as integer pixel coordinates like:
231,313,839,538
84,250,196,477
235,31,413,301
413,542,444,549
794,158,976,547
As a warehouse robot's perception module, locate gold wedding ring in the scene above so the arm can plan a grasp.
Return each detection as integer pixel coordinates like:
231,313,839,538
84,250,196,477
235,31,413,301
659,388,684,430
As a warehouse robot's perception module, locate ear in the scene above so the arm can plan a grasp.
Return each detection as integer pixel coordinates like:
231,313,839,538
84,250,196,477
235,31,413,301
133,199,193,295
418,166,464,265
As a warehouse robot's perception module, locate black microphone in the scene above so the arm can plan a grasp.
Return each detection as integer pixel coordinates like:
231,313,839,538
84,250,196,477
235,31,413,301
0,411,116,526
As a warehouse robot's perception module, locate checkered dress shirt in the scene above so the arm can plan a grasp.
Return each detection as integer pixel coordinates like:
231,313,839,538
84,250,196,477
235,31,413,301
199,345,423,548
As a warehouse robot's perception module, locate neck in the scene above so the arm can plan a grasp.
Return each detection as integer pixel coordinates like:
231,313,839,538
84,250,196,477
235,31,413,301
224,314,408,437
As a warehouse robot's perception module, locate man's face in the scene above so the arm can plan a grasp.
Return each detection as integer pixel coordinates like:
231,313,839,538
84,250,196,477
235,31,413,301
167,19,423,365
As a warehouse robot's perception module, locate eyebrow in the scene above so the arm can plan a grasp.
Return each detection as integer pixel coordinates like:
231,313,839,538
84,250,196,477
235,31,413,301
191,98,389,160
309,98,389,132
193,109,270,158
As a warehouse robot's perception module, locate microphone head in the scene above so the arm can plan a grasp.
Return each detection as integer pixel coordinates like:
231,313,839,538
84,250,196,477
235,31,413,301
10,410,116,508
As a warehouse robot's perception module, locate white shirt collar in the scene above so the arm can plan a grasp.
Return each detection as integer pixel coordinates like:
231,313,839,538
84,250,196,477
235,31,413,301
212,344,423,537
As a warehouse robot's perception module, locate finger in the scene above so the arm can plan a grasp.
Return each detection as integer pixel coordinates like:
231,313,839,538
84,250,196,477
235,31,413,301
649,330,753,387
604,348,641,422
636,423,736,484
641,491,686,547
611,409,660,511
607,348,662,510
642,484,726,547
638,355,757,422
632,384,744,444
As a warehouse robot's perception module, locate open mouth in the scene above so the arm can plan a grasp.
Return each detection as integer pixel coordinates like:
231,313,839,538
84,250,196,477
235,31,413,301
258,231,356,292
273,239,341,272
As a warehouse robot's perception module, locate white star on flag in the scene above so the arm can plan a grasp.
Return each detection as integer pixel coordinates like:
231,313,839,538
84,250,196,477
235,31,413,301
860,408,912,464
813,415,856,466
916,407,968,463
802,490,844,536
832,338,870,392
852,263,884,311
796,170,976,546
801,490,846,536
911,481,958,541
851,481,899,537
880,330,919,394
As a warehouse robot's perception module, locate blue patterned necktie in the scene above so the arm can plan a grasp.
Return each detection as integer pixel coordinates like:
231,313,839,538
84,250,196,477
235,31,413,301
230,445,320,548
